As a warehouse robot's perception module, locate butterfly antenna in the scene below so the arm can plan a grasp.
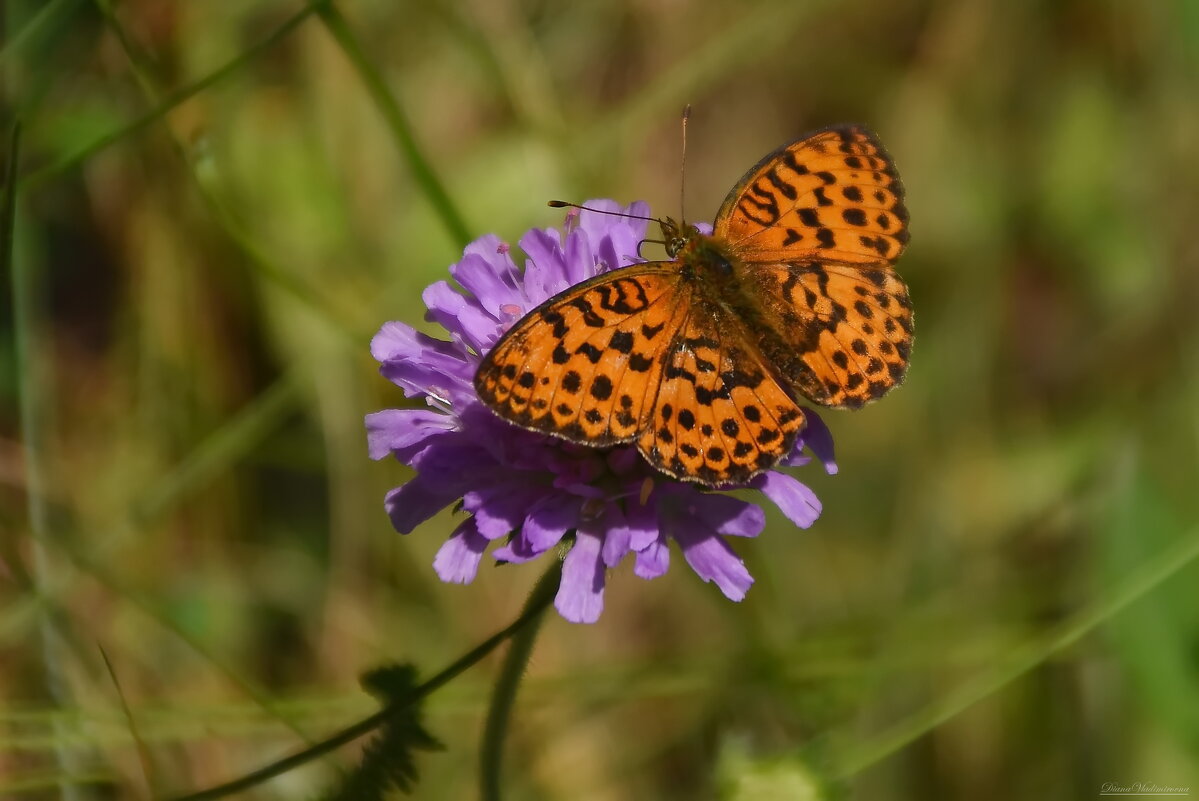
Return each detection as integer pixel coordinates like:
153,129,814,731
680,104,691,224
547,200,663,226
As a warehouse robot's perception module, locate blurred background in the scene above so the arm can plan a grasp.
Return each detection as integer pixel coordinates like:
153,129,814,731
2,0,1198,798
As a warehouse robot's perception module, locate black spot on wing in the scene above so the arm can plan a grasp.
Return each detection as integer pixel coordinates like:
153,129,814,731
609,330,634,353
590,374,613,400
576,342,603,364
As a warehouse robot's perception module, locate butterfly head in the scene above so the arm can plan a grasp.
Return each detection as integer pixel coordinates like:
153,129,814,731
660,216,705,258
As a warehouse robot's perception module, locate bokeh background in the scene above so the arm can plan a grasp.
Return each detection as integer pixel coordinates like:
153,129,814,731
3,0,1198,798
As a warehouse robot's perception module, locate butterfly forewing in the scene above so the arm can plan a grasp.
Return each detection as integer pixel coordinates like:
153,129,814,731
475,265,685,446
714,126,910,266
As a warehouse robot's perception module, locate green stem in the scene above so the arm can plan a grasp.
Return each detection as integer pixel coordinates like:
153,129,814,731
20,0,321,189
167,560,562,801
8,120,86,800
315,2,472,249
0,0,85,72
91,0,365,339
479,560,561,801
831,525,1199,778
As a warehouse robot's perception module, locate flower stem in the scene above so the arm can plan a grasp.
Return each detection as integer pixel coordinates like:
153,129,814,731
479,561,562,801
166,560,562,801
314,1,473,249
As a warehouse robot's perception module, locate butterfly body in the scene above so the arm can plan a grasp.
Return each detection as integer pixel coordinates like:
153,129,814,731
475,125,912,487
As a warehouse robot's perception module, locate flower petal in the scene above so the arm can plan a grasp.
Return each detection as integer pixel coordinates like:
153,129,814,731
451,236,522,307
634,535,670,579
598,504,632,567
492,536,543,564
370,320,420,363
522,494,581,552
664,487,765,538
800,407,838,475
421,280,496,353
556,530,606,623
371,320,474,398
754,471,822,529
365,409,455,461
625,493,661,552
562,221,595,286
433,517,489,584
517,227,568,302
579,200,648,273
385,474,463,534
464,481,550,540
676,531,753,601
698,492,766,538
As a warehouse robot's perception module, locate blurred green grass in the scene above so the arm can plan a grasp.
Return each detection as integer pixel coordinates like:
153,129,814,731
3,0,1198,798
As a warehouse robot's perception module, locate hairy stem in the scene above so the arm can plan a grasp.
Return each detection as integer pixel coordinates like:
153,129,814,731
168,560,562,801
479,561,561,801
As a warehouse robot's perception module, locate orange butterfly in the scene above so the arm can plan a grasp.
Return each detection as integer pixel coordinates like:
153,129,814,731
474,125,912,486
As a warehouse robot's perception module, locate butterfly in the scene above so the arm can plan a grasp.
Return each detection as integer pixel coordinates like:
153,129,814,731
474,125,912,487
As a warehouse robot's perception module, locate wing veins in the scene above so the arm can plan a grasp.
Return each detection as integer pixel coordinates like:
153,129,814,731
524,274,685,444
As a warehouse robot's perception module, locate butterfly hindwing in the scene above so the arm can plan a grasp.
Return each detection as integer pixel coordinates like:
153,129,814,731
637,307,806,485
741,260,913,409
713,125,910,266
475,264,684,446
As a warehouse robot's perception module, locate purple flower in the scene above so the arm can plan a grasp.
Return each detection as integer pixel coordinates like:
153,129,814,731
366,200,837,623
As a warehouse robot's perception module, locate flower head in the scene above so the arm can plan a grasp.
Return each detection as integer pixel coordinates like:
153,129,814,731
366,201,837,623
